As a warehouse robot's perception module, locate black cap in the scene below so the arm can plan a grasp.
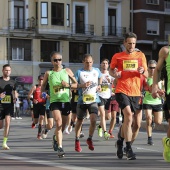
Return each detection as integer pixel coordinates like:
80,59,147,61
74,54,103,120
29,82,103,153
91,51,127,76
38,75,44,80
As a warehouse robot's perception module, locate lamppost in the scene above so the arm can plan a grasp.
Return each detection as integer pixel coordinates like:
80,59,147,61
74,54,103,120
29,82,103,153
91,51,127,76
152,39,158,60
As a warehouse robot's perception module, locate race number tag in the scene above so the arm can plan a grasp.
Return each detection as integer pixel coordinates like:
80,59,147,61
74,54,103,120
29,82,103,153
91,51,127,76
123,60,138,71
101,85,109,92
74,95,78,102
53,86,65,94
83,94,96,103
1,95,11,103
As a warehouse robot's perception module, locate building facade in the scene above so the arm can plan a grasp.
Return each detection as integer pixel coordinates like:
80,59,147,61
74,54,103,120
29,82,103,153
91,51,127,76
0,0,130,93
130,0,170,61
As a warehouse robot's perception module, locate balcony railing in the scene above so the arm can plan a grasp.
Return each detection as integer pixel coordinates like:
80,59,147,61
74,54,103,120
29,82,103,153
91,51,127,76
165,1,170,12
71,23,94,35
102,26,126,37
8,18,37,30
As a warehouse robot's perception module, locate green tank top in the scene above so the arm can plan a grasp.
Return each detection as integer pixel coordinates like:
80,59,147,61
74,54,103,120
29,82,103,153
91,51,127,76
48,69,70,103
165,47,170,94
143,77,162,105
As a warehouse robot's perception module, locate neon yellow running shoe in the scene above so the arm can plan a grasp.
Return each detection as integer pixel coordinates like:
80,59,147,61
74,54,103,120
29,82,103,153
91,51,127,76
97,125,103,137
104,132,110,140
162,137,170,162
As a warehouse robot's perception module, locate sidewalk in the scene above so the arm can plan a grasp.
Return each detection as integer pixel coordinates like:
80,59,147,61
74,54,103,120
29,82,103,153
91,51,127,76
141,120,168,132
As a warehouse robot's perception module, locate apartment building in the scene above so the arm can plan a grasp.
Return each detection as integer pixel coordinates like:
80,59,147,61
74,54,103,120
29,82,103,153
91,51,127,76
0,0,130,96
130,0,170,61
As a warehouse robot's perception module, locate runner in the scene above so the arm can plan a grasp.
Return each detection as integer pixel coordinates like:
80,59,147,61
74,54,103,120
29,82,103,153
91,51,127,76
74,54,102,152
97,58,113,140
41,51,77,157
0,64,17,150
109,32,148,160
28,75,46,139
143,60,163,145
152,45,170,162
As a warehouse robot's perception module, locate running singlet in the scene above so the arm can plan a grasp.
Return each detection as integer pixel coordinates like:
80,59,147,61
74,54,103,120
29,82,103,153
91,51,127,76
110,51,147,96
0,77,16,105
48,69,70,103
98,72,114,99
143,77,162,105
33,85,46,104
165,47,170,95
75,67,102,104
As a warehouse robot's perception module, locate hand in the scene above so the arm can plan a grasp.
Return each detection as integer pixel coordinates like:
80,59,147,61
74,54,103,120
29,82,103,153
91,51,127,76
61,80,69,88
33,99,38,104
138,66,144,74
0,92,6,99
113,68,121,78
152,87,165,99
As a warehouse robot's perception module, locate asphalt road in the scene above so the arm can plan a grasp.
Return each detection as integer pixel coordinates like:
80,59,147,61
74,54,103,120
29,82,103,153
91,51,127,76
0,115,169,170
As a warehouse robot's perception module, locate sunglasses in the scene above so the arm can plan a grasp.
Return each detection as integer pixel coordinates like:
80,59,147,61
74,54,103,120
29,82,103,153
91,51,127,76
149,67,156,69
53,58,62,62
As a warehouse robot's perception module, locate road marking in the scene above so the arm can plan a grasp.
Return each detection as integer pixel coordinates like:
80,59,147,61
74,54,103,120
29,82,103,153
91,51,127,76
0,153,97,170
135,147,161,153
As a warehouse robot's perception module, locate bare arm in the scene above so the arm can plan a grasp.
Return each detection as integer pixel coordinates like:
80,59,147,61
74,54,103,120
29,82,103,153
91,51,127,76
62,68,78,89
152,46,168,98
41,71,49,93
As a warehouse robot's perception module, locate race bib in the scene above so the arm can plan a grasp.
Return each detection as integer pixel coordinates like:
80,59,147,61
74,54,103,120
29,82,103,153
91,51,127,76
83,94,96,104
53,86,65,94
101,85,109,92
1,95,11,103
74,95,78,102
123,60,138,71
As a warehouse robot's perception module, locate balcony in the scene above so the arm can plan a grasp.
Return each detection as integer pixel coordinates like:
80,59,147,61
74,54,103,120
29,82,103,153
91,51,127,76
165,1,170,12
102,26,126,37
71,23,94,35
8,18,36,30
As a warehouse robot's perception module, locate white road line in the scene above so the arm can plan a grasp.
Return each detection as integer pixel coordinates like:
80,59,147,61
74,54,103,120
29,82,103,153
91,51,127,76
0,153,97,170
135,147,161,153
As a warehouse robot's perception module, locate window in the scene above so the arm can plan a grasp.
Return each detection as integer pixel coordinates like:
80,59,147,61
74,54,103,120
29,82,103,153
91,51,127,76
41,41,60,62
9,39,31,61
66,4,70,27
51,3,64,26
146,0,159,5
12,48,24,60
41,2,48,25
69,42,90,63
146,19,159,35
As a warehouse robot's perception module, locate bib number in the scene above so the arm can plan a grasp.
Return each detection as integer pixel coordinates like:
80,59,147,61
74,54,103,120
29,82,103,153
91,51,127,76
74,95,78,102
1,95,11,103
101,85,109,92
53,86,65,94
123,60,138,71
83,94,95,103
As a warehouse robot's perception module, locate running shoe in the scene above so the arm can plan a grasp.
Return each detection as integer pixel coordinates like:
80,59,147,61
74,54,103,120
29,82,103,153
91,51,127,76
97,125,103,137
68,125,73,133
52,135,58,151
42,128,49,139
58,147,65,157
37,134,42,140
75,140,82,152
126,149,136,160
79,132,85,138
2,144,10,150
147,138,154,145
108,131,114,138
162,137,170,162
104,131,110,140
32,122,36,129
115,139,123,159
86,139,94,151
